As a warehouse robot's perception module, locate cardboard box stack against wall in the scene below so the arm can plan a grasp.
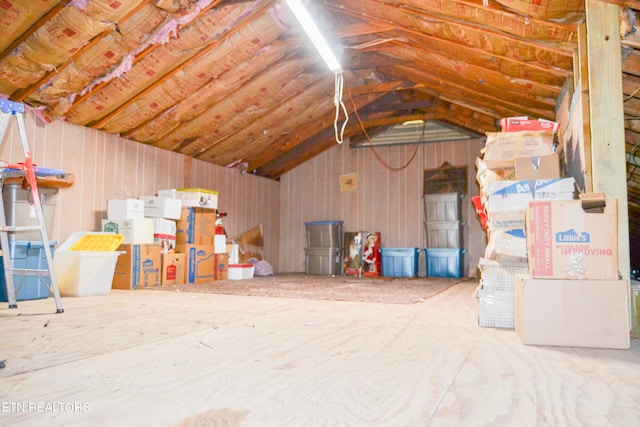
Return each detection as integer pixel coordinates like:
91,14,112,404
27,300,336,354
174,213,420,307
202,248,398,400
104,187,230,288
473,117,630,349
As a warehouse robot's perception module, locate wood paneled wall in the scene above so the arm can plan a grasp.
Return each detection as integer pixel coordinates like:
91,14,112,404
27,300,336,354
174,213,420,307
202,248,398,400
0,111,485,276
0,112,279,263
278,138,487,277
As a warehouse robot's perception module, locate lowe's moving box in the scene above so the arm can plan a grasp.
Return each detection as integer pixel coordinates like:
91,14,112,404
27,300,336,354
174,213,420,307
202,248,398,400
215,253,229,280
112,244,163,289
526,195,618,280
514,275,630,349
161,253,186,286
175,207,215,246
176,244,215,283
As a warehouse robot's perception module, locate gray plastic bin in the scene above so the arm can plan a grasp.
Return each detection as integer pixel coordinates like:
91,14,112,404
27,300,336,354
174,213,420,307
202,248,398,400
3,184,57,240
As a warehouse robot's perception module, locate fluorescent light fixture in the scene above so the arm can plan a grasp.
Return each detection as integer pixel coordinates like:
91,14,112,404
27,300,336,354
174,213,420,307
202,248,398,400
285,0,341,73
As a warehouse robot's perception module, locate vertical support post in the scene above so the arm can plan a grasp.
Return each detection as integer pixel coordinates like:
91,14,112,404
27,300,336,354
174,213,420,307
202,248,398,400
585,0,632,330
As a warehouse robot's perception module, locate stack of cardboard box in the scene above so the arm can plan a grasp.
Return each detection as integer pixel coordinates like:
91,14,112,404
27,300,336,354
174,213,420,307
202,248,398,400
103,198,169,290
516,193,629,349
474,118,575,328
104,187,233,289
473,117,630,348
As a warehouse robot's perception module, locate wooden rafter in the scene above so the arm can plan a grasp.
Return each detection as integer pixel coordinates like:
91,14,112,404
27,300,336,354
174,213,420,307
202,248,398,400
12,0,154,103
0,0,74,62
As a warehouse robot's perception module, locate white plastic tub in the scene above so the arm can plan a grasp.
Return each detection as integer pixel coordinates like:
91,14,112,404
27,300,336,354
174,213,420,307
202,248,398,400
53,232,121,297
228,263,254,280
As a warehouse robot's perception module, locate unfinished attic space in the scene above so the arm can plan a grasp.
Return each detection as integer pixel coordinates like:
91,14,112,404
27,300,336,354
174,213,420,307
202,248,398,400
1,0,640,425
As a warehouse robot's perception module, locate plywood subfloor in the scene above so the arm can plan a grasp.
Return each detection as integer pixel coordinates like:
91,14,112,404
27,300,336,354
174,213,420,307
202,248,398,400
0,280,638,426
152,273,464,305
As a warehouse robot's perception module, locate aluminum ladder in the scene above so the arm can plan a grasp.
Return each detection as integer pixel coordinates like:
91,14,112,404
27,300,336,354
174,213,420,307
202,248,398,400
0,99,63,313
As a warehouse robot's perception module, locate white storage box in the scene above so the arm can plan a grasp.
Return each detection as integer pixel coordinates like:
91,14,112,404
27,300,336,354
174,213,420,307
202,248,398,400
214,233,226,254
157,189,178,198
152,218,177,236
228,263,254,280
139,196,182,220
107,199,144,220
53,232,122,297
176,188,218,209
101,218,154,244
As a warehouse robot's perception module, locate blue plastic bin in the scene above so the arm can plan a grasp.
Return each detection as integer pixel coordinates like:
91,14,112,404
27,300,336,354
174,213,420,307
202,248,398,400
425,248,464,278
380,247,420,278
0,240,56,302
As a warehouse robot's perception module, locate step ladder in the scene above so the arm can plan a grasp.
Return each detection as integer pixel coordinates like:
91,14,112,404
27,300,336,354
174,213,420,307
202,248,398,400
0,99,63,313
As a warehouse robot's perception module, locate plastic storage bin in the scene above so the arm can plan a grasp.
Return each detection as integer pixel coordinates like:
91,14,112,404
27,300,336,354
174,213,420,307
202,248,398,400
380,247,420,278
423,193,463,222
425,248,464,278
228,263,255,280
425,221,463,248
0,240,56,302
305,247,343,275
3,184,57,240
53,232,123,297
305,221,343,248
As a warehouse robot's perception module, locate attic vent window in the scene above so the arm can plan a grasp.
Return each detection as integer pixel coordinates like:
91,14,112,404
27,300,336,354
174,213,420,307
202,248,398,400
352,120,481,148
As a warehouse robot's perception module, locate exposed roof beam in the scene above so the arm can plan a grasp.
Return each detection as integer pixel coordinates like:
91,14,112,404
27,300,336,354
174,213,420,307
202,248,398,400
0,0,74,62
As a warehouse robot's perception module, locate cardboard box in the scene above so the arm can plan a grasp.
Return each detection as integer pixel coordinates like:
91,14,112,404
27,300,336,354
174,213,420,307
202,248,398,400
514,276,630,349
107,199,144,220
485,228,526,259
485,178,576,214
102,218,154,244
154,234,176,251
500,117,559,133
140,196,182,220
533,177,576,201
152,217,177,236
485,180,533,214
161,253,185,286
176,207,216,245
176,244,215,283
526,196,618,280
214,233,226,254
487,212,525,232
483,130,556,169
514,153,560,180
176,188,218,210
227,244,239,264
112,244,163,289
215,253,228,280
475,157,515,191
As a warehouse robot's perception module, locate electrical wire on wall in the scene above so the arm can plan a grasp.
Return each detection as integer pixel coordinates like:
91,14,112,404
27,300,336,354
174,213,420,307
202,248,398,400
334,71,348,144
345,83,422,172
